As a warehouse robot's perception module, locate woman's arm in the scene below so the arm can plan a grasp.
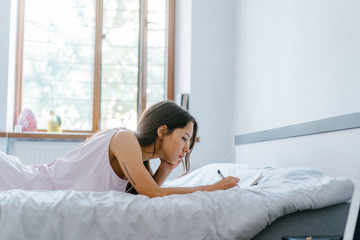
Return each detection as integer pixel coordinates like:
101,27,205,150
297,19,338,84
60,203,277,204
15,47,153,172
153,159,182,186
110,131,239,198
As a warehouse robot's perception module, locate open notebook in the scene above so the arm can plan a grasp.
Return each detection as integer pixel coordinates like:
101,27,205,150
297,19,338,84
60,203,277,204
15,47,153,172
343,167,360,240
240,173,264,187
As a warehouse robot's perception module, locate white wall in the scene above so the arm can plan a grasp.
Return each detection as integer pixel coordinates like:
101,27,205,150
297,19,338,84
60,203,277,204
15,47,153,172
187,0,238,170
174,0,192,103
236,128,360,182
235,0,360,134
0,0,17,132
235,0,360,181
0,138,7,152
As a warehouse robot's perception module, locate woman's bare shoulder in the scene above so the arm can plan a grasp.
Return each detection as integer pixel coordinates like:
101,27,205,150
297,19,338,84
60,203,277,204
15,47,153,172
109,129,143,166
110,129,139,149
113,128,136,138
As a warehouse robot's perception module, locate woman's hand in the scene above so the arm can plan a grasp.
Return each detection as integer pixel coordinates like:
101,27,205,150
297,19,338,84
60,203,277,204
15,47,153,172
153,158,182,187
207,176,240,191
159,158,182,172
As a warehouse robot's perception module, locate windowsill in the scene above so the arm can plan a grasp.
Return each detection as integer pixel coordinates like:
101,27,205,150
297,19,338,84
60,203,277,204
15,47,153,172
0,131,200,142
0,131,92,140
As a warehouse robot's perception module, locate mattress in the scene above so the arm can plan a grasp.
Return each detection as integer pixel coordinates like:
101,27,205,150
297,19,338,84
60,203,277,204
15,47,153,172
252,202,350,239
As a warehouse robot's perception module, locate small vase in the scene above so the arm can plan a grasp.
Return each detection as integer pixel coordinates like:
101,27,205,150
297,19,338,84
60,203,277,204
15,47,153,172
47,111,62,133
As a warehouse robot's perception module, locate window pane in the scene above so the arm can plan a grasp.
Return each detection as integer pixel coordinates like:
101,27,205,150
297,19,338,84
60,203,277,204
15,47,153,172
101,0,139,130
146,0,166,107
22,0,95,131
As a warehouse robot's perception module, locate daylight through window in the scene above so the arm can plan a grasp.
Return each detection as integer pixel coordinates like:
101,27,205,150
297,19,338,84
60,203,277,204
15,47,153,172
15,0,174,132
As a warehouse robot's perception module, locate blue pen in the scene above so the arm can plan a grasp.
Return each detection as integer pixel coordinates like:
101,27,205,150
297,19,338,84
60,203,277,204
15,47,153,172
218,169,240,187
217,169,225,179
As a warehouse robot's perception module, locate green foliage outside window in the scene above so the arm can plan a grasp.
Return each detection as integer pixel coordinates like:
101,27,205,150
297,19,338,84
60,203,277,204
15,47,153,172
21,0,167,131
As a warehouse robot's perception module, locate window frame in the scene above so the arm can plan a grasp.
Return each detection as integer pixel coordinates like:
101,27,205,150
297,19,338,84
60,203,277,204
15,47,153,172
14,0,175,134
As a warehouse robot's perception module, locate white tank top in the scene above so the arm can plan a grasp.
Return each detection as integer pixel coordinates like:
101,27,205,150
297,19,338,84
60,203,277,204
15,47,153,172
0,129,128,192
46,128,129,191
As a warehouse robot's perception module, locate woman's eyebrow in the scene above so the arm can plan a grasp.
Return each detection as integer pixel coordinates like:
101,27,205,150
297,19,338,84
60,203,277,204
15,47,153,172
185,133,191,138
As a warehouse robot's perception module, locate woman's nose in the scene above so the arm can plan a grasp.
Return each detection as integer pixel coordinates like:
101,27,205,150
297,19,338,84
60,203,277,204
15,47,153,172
183,141,190,153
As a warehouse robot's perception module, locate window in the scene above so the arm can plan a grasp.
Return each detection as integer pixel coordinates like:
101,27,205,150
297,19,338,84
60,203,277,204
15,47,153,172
15,0,174,132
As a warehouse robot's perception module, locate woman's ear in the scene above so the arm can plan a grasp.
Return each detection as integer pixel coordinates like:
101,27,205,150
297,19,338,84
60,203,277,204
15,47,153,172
157,125,168,139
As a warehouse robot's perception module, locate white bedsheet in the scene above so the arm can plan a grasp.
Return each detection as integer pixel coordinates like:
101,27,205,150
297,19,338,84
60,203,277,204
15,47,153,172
0,163,353,240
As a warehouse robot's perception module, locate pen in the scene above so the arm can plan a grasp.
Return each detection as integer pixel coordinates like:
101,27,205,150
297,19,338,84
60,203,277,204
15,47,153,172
217,169,225,179
217,169,240,187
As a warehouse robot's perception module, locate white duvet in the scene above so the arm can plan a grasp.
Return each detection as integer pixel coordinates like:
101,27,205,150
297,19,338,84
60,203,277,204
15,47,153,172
0,163,353,240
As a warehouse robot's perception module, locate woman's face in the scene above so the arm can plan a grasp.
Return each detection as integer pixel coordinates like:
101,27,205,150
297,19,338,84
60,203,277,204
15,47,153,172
159,121,194,165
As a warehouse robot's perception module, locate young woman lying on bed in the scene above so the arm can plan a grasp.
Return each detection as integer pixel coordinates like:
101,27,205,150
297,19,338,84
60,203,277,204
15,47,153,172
0,100,239,197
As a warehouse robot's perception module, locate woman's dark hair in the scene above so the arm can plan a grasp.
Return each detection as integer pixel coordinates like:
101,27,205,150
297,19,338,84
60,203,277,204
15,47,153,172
126,100,198,194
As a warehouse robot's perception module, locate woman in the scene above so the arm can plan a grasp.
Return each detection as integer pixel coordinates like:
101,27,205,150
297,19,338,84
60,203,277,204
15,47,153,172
0,101,239,197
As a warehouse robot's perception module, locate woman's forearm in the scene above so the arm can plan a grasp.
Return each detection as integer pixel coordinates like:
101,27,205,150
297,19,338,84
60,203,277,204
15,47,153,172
153,163,172,186
149,185,213,198
139,176,239,198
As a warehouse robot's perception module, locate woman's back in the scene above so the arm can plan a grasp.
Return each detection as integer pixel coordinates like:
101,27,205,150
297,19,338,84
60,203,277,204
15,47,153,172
0,129,128,192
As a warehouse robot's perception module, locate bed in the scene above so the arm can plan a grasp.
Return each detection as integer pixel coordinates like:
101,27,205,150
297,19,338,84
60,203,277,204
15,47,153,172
0,163,353,240
253,202,350,239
